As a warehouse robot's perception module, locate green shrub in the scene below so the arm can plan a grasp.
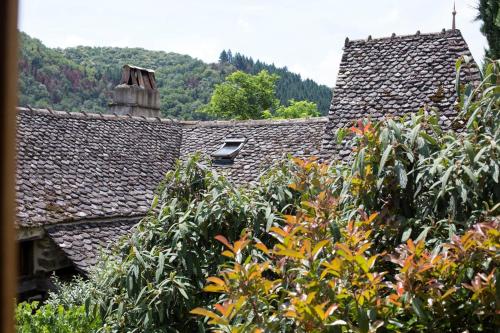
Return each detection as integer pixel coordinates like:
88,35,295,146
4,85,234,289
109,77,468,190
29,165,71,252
42,59,499,332
74,155,294,332
15,301,101,333
190,59,500,332
191,159,498,332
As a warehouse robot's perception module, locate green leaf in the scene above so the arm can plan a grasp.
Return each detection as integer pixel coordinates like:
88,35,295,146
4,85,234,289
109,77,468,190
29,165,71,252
440,165,454,195
178,287,189,300
493,163,499,183
401,228,412,242
395,161,408,189
265,205,273,232
411,297,428,322
463,166,477,187
378,145,393,178
357,308,369,333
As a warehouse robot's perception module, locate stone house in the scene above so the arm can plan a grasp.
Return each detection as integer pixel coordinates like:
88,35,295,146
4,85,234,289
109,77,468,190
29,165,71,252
15,29,480,300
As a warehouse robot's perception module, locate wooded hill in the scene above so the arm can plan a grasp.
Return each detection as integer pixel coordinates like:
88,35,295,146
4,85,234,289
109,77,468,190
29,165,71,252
18,32,332,119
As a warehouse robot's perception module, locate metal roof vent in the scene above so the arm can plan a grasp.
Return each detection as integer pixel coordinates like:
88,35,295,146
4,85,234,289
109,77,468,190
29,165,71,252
211,138,246,165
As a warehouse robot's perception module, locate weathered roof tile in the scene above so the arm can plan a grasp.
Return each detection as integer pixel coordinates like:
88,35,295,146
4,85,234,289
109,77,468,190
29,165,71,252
45,219,138,273
16,108,181,227
321,29,480,159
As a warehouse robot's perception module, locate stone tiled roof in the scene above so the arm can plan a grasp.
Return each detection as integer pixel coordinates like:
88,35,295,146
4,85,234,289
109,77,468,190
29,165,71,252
16,108,181,227
180,117,328,185
17,29,481,275
321,29,481,159
45,219,138,273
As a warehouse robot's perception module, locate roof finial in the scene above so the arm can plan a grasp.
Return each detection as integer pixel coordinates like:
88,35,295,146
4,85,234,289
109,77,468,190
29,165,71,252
452,1,457,31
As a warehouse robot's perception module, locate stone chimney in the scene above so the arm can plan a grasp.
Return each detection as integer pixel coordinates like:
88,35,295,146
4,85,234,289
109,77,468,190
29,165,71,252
108,65,160,117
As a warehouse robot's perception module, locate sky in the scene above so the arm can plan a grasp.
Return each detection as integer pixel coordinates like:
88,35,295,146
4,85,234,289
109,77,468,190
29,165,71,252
18,0,487,87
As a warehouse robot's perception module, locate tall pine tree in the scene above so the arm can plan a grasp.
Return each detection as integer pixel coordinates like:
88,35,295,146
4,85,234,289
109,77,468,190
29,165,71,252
476,0,500,60
219,50,229,64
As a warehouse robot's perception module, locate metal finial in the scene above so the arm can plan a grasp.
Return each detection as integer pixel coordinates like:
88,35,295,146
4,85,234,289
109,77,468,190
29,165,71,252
452,1,457,31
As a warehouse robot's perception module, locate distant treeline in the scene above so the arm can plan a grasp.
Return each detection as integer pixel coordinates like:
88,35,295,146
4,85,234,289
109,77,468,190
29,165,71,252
18,32,332,119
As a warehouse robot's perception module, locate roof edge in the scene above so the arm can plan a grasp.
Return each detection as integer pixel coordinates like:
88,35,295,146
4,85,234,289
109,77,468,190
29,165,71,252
17,107,329,127
17,107,177,123
345,29,462,46
180,116,329,127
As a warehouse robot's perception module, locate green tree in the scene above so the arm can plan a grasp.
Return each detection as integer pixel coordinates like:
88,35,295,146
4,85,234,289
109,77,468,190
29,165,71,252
476,0,500,59
203,70,280,120
218,50,229,64
266,99,320,119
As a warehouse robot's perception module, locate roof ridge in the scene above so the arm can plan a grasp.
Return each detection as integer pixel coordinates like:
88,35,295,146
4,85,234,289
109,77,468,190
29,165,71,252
345,29,462,46
18,107,329,127
17,106,177,123
180,116,329,127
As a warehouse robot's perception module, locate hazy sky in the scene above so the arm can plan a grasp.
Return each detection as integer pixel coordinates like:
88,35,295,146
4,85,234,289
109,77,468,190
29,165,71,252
19,0,487,86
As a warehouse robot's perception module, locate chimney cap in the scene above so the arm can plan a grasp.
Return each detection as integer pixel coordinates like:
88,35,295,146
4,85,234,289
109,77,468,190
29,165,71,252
123,64,155,73
120,64,157,90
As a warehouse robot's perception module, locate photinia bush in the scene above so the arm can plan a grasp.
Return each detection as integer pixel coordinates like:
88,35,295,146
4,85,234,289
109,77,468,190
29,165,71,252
37,59,498,332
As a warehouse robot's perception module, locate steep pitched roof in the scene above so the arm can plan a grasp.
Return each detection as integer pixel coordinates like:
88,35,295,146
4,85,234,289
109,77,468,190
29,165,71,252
322,29,481,159
45,219,138,273
16,108,181,227
180,117,328,185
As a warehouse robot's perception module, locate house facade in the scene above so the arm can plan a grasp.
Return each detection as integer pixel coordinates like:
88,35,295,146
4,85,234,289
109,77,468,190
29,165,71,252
15,29,480,300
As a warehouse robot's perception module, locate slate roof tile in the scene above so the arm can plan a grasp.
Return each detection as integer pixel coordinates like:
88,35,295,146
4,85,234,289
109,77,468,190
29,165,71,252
16,29,481,272
45,219,138,273
180,117,328,185
16,108,181,227
321,29,481,159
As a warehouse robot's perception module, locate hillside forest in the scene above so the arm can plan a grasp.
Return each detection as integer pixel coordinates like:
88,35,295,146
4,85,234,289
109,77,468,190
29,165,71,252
18,32,332,120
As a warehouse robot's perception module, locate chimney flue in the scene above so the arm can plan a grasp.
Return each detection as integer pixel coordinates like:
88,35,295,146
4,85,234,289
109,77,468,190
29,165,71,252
108,64,160,118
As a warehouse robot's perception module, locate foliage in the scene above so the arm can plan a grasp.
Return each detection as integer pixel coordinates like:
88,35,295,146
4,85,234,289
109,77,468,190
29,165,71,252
333,57,500,248
203,71,321,120
189,59,500,332
15,301,101,333
18,32,332,119
45,275,93,308
264,99,320,119
475,0,500,60
202,70,280,120
39,59,499,332
192,201,498,332
219,49,332,113
63,155,296,332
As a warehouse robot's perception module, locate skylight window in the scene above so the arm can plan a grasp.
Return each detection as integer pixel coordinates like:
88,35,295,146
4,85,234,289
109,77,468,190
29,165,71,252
211,138,246,165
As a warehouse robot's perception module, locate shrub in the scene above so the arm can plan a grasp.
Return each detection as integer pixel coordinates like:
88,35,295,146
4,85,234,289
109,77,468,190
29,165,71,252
190,164,498,331
75,155,295,332
42,59,499,332
15,301,101,333
190,59,500,332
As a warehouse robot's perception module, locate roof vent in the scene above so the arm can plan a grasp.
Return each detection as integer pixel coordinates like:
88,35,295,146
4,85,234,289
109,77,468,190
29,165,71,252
211,138,246,165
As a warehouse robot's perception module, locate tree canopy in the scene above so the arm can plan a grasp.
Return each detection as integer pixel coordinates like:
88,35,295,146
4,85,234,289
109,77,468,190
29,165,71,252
202,70,280,120
219,49,332,113
476,0,500,60
267,99,320,119
18,32,333,119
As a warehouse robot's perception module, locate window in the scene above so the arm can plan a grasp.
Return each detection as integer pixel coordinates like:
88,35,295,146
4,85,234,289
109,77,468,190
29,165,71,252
211,138,246,165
